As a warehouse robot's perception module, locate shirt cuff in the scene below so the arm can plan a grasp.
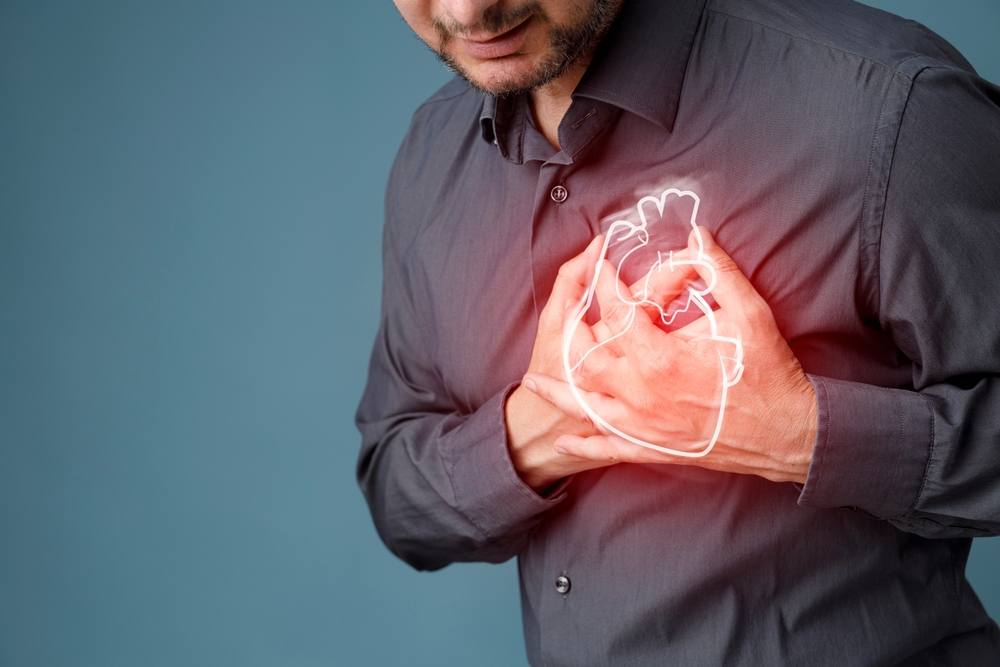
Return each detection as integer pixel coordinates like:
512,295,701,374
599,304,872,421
450,383,566,540
797,375,933,519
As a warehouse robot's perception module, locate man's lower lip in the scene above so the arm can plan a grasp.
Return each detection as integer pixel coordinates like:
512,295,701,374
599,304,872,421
459,20,530,60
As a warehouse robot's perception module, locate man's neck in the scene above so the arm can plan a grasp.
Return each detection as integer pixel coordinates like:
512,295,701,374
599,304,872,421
526,0,628,150
528,58,591,151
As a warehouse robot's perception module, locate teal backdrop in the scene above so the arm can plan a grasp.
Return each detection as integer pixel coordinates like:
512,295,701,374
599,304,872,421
1,2,997,665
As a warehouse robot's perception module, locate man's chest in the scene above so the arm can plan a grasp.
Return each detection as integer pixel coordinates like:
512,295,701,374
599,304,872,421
404,105,900,412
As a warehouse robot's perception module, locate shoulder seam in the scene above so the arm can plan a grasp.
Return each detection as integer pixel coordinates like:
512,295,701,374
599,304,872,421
706,8,939,81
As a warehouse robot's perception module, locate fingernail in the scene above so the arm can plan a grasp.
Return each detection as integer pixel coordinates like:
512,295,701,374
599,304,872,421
523,378,537,393
555,446,567,455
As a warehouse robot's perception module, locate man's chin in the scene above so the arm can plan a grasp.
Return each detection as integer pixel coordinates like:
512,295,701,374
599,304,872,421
438,51,557,97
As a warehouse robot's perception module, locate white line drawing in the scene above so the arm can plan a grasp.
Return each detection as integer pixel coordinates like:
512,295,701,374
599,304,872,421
562,188,745,457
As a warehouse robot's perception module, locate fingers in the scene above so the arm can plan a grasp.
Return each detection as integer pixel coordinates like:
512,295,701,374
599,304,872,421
562,267,632,391
523,372,593,424
595,253,688,363
523,370,622,425
561,310,624,383
561,259,627,385
553,433,668,465
594,258,666,349
591,319,613,344
630,250,698,305
541,235,605,330
666,310,715,341
686,227,768,321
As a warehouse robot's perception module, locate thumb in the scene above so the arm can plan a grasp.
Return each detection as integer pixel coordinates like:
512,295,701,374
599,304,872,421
687,227,765,317
541,235,605,329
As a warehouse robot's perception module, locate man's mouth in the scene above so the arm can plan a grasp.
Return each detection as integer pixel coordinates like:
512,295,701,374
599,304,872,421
458,17,532,60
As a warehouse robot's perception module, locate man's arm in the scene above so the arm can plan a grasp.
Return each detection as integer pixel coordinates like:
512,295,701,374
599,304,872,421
355,183,559,571
796,65,1000,538
356,151,605,569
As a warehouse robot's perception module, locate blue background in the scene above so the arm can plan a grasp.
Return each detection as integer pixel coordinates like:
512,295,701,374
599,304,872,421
1,2,997,665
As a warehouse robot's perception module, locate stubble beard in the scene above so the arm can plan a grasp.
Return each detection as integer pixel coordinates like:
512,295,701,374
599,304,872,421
431,0,622,97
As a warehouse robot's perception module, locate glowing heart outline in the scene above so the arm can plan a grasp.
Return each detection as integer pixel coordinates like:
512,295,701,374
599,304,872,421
562,188,745,457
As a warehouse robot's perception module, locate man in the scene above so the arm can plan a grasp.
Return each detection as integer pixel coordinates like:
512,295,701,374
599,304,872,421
357,0,1000,663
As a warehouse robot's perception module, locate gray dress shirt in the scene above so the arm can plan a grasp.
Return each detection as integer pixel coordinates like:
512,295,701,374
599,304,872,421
357,0,1000,664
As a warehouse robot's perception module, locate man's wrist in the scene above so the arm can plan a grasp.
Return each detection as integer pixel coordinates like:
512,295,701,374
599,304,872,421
504,384,568,491
784,376,819,485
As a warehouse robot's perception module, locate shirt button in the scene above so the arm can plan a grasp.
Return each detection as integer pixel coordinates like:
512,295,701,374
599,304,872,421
555,575,571,594
550,185,568,203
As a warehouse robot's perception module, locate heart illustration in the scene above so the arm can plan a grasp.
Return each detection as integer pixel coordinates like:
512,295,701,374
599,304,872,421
562,188,744,457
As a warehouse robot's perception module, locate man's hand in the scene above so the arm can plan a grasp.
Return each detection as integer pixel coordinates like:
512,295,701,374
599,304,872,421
506,232,704,491
505,236,614,491
523,227,818,485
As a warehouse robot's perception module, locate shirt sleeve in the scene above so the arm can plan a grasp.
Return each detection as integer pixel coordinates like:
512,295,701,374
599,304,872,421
798,65,1000,538
354,143,562,572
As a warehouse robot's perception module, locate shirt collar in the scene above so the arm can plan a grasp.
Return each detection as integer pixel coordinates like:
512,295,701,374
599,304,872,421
480,0,707,158
575,0,707,132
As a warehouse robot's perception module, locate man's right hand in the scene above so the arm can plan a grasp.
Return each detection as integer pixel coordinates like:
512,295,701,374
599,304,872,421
505,234,704,492
505,236,608,491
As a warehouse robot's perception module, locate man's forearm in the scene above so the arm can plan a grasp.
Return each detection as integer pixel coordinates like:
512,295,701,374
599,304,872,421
358,382,561,570
505,383,601,491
